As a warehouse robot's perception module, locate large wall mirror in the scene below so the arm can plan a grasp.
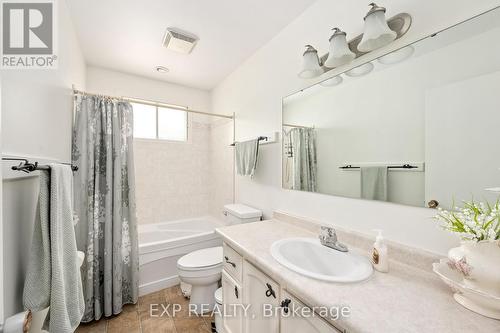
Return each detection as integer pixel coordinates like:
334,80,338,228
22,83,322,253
282,7,500,209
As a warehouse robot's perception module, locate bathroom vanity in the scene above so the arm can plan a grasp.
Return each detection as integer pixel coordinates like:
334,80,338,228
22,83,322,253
221,238,341,333
216,213,500,333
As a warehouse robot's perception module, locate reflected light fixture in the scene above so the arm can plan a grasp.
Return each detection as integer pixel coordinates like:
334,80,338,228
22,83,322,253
358,3,397,52
320,75,343,87
345,62,374,77
324,28,356,68
377,45,414,65
298,45,323,79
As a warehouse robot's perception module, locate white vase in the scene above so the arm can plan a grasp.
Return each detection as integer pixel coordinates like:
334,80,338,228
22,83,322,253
448,240,500,297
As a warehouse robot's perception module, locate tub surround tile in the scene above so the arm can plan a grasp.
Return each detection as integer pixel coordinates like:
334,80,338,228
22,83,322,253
215,215,500,333
134,119,234,225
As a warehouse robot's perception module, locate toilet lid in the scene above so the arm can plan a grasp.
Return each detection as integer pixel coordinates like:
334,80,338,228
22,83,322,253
178,246,223,270
215,287,223,304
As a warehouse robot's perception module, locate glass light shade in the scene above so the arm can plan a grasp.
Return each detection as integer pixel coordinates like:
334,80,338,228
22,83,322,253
377,46,414,65
324,30,356,68
345,62,374,77
298,45,323,79
320,75,343,87
358,6,397,52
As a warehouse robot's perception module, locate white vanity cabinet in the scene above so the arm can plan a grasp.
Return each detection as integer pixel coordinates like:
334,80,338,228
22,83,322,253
222,270,243,333
242,260,280,333
221,242,343,333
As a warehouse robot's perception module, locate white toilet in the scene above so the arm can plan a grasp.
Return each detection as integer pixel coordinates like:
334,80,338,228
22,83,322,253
177,204,262,314
214,287,224,333
177,246,224,314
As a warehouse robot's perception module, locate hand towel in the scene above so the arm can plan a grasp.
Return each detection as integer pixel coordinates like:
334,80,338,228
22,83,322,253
235,139,260,177
24,164,85,333
360,166,388,201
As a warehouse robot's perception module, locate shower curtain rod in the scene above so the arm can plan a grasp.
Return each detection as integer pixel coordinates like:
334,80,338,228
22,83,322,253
72,87,234,120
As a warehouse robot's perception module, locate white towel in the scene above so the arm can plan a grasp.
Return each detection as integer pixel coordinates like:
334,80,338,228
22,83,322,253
23,164,85,332
235,139,260,177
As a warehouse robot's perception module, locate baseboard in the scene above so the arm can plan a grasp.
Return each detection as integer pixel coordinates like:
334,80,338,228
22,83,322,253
139,275,180,296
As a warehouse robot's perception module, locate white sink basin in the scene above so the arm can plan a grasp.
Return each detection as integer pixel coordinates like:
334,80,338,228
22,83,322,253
271,237,373,283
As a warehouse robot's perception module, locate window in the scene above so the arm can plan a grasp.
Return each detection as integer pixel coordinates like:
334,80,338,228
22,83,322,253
132,102,188,141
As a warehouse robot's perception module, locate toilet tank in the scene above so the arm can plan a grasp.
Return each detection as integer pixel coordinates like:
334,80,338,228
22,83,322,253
223,204,262,225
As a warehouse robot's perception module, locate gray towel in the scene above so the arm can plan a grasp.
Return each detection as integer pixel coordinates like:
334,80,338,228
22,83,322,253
360,166,388,201
24,164,84,332
235,139,260,177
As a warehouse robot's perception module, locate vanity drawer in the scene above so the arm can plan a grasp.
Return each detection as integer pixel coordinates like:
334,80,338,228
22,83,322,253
280,290,344,333
223,242,243,282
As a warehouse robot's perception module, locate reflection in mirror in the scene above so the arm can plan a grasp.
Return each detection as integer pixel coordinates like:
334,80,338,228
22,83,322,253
282,7,500,209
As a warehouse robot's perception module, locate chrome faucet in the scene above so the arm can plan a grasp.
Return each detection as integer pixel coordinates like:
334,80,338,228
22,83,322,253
319,226,348,252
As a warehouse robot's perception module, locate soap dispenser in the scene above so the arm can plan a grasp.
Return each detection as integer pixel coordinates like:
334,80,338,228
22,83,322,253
372,229,389,272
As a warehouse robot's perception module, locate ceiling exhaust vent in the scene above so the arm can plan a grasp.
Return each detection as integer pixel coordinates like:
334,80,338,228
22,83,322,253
162,28,198,54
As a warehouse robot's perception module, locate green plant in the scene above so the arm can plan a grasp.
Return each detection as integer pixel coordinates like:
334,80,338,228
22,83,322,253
435,199,500,241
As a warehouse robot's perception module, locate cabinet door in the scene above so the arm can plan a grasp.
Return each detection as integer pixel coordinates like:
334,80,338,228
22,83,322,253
243,261,280,333
222,270,243,333
280,291,342,333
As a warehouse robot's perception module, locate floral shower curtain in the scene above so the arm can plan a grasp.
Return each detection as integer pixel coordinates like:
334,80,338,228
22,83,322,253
72,94,139,322
289,127,317,192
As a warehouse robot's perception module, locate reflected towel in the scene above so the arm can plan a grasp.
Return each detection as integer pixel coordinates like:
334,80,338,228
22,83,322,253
360,166,388,201
23,164,84,333
235,139,260,177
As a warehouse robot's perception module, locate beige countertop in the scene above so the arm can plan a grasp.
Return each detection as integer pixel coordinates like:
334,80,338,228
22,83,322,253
215,217,500,333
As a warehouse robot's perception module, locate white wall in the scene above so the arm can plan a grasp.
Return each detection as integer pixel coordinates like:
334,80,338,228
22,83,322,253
212,0,500,255
426,71,500,208
86,66,211,112
0,1,86,318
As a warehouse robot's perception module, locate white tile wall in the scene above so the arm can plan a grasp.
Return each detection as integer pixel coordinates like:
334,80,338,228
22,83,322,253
134,117,234,224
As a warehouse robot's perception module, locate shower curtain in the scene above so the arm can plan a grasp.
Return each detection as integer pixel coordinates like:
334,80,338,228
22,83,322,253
289,127,317,192
72,94,139,322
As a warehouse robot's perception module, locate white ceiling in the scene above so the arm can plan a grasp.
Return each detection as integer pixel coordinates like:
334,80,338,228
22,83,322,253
67,0,317,90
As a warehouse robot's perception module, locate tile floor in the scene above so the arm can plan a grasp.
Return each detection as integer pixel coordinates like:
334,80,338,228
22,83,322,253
76,285,214,333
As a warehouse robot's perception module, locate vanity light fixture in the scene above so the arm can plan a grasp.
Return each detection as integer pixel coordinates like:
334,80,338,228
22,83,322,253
298,3,411,80
357,3,397,52
377,45,414,65
345,62,374,77
320,75,343,87
324,28,356,68
298,45,324,79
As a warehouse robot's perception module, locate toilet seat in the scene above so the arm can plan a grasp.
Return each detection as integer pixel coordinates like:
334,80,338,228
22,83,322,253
177,246,223,271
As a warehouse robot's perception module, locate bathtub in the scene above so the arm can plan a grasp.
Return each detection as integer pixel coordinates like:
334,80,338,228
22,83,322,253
138,216,225,296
